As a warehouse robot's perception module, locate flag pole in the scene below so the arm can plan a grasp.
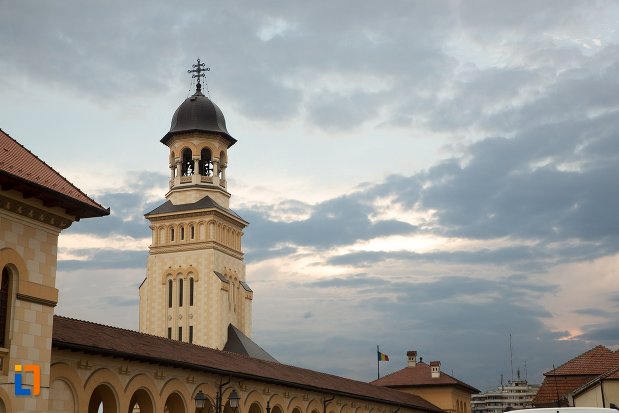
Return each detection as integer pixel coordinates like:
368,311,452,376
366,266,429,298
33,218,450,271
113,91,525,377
377,345,380,380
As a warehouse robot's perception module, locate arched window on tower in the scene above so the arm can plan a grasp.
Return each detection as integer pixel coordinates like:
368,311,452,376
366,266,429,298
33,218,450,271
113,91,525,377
178,278,183,307
189,277,194,306
181,148,193,176
199,148,213,176
168,279,173,308
0,267,10,348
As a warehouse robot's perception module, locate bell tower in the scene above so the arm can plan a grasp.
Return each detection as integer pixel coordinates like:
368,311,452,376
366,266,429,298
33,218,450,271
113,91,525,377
139,60,252,350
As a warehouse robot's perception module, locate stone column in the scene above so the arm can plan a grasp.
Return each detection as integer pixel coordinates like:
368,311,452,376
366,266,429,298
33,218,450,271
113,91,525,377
212,159,220,185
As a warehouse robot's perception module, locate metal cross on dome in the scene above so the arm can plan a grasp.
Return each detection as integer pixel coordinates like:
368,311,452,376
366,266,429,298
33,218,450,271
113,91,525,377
188,58,210,86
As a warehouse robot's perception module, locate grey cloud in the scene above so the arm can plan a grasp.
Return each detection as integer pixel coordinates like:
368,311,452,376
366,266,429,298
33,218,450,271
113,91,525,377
304,273,389,289
327,246,550,270
240,194,417,262
577,321,619,343
59,249,147,271
102,296,139,307
65,172,166,238
244,246,298,264
573,308,613,317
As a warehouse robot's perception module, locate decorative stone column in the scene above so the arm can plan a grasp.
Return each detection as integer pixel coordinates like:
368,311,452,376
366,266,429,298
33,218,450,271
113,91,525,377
212,159,220,185
220,163,227,188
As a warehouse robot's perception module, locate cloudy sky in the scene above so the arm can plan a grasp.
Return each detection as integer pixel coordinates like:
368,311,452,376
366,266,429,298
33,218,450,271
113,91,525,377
2,0,619,391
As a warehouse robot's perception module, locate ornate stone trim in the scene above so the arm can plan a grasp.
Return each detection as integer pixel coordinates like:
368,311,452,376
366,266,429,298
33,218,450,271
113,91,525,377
16,293,57,307
0,194,71,229
149,242,244,259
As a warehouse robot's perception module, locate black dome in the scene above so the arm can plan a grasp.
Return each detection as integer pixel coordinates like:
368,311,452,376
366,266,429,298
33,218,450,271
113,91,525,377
161,89,236,146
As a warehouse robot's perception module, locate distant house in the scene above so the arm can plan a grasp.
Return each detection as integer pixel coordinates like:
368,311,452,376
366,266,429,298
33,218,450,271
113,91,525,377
533,345,619,408
372,351,479,413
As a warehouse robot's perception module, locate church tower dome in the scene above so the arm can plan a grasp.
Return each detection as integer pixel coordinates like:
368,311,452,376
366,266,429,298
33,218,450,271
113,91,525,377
161,83,236,147
159,59,237,208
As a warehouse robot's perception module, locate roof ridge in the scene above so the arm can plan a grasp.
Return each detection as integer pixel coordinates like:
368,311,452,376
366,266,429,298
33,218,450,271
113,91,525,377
546,345,612,375
0,128,107,212
53,314,222,352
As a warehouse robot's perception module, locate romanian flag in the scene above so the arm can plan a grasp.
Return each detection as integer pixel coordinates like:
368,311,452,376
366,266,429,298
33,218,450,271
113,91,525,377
377,351,389,361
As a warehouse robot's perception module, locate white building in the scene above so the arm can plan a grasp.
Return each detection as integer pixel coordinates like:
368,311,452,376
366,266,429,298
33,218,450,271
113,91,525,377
472,378,540,413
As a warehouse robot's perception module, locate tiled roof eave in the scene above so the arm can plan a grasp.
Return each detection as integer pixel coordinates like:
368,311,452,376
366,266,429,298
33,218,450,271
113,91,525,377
382,382,479,394
0,171,109,219
145,207,248,226
51,339,443,413
160,129,237,147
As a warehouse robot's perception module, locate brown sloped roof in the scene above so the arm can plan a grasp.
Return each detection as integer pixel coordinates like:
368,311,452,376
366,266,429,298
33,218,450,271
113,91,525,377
145,195,246,224
52,316,443,413
532,376,591,407
371,362,479,394
0,129,109,219
532,345,619,407
545,345,619,376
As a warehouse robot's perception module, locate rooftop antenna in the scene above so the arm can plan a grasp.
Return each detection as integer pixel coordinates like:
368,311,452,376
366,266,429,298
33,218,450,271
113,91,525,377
524,361,528,381
510,333,514,381
187,58,211,98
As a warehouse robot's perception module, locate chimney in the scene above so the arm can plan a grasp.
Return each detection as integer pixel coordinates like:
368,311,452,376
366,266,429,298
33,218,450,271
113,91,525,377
407,351,418,367
430,361,441,378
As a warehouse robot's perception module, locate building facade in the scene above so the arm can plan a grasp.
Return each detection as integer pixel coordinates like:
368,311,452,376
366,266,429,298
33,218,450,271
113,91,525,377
373,351,479,413
471,378,539,413
0,129,109,413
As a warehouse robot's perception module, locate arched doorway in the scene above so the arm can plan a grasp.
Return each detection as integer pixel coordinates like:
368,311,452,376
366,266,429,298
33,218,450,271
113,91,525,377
164,392,186,413
88,383,118,413
128,388,154,413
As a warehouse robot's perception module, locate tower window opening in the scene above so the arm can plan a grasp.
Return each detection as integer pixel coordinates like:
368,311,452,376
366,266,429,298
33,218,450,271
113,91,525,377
167,327,172,339
190,225,195,240
189,326,194,343
181,148,193,176
170,228,175,242
200,148,213,176
189,277,194,306
0,267,10,348
178,326,182,341
180,226,185,241
168,279,173,308
179,278,184,307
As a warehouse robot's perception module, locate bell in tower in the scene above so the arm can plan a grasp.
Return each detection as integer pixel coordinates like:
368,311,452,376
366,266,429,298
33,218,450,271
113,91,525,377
139,60,273,360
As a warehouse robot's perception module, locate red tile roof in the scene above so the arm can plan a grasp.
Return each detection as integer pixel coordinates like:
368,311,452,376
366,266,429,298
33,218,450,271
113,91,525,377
0,129,108,219
532,376,591,407
52,316,443,413
532,346,619,407
545,345,619,376
371,362,479,394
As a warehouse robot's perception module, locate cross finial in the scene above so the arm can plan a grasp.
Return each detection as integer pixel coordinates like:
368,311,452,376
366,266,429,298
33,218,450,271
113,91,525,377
188,58,210,94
